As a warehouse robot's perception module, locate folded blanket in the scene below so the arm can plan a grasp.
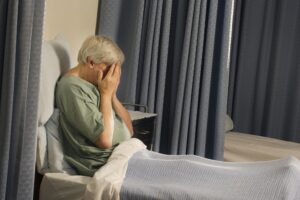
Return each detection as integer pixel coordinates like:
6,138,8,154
84,138,146,200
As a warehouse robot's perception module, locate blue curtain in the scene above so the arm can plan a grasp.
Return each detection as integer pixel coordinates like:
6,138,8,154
0,0,45,199
228,0,300,143
97,0,234,159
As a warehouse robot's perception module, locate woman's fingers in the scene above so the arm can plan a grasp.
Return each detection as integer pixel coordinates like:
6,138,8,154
113,64,121,79
119,65,122,75
107,64,121,82
114,65,121,88
106,64,116,77
98,70,103,81
116,64,121,75
97,70,103,87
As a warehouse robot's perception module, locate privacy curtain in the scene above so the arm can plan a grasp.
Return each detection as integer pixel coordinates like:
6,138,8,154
97,0,234,159
228,0,300,143
0,0,45,199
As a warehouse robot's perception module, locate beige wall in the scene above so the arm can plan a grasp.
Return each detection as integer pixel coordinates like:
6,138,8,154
44,0,99,65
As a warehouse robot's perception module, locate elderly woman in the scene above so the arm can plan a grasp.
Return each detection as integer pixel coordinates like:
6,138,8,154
55,36,133,176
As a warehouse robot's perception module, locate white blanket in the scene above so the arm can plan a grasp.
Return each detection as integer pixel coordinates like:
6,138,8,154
41,138,300,200
85,137,300,200
84,138,146,200
120,151,300,199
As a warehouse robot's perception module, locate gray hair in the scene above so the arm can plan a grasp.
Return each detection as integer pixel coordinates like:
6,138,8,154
77,35,125,65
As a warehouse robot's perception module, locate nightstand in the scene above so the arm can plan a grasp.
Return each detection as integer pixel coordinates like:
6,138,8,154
128,111,157,150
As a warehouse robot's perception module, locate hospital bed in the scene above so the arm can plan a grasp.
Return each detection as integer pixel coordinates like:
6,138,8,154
36,36,300,200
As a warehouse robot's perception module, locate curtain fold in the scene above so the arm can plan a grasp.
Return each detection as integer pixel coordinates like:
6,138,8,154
97,0,234,159
228,0,300,143
0,0,45,199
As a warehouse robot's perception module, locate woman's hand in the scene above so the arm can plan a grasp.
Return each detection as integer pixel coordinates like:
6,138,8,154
97,64,121,97
114,64,121,95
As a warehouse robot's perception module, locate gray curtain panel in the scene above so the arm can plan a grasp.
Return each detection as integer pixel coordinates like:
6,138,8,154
0,0,45,199
228,0,300,143
97,0,234,159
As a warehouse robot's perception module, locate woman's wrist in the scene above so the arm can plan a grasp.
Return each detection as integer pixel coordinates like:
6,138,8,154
100,94,113,104
112,93,121,105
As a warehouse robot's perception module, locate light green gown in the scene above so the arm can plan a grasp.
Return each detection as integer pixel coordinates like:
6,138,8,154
55,76,131,176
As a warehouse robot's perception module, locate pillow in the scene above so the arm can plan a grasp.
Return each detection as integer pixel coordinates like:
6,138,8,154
50,34,75,72
36,126,48,173
44,109,77,174
38,34,72,126
37,34,74,174
225,114,234,132
38,43,60,125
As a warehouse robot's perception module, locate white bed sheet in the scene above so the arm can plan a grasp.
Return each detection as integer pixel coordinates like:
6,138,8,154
225,131,300,162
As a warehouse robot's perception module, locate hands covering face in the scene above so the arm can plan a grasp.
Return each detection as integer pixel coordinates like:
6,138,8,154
97,63,121,97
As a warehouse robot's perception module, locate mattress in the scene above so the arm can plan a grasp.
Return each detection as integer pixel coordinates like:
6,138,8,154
224,131,300,162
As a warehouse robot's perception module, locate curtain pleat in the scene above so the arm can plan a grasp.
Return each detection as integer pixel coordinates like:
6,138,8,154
146,1,163,113
152,1,172,151
170,0,194,154
195,0,219,156
0,0,45,199
178,0,199,154
139,0,159,108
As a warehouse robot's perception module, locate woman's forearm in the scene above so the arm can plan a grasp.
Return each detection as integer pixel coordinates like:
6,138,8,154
112,95,134,135
95,94,114,148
